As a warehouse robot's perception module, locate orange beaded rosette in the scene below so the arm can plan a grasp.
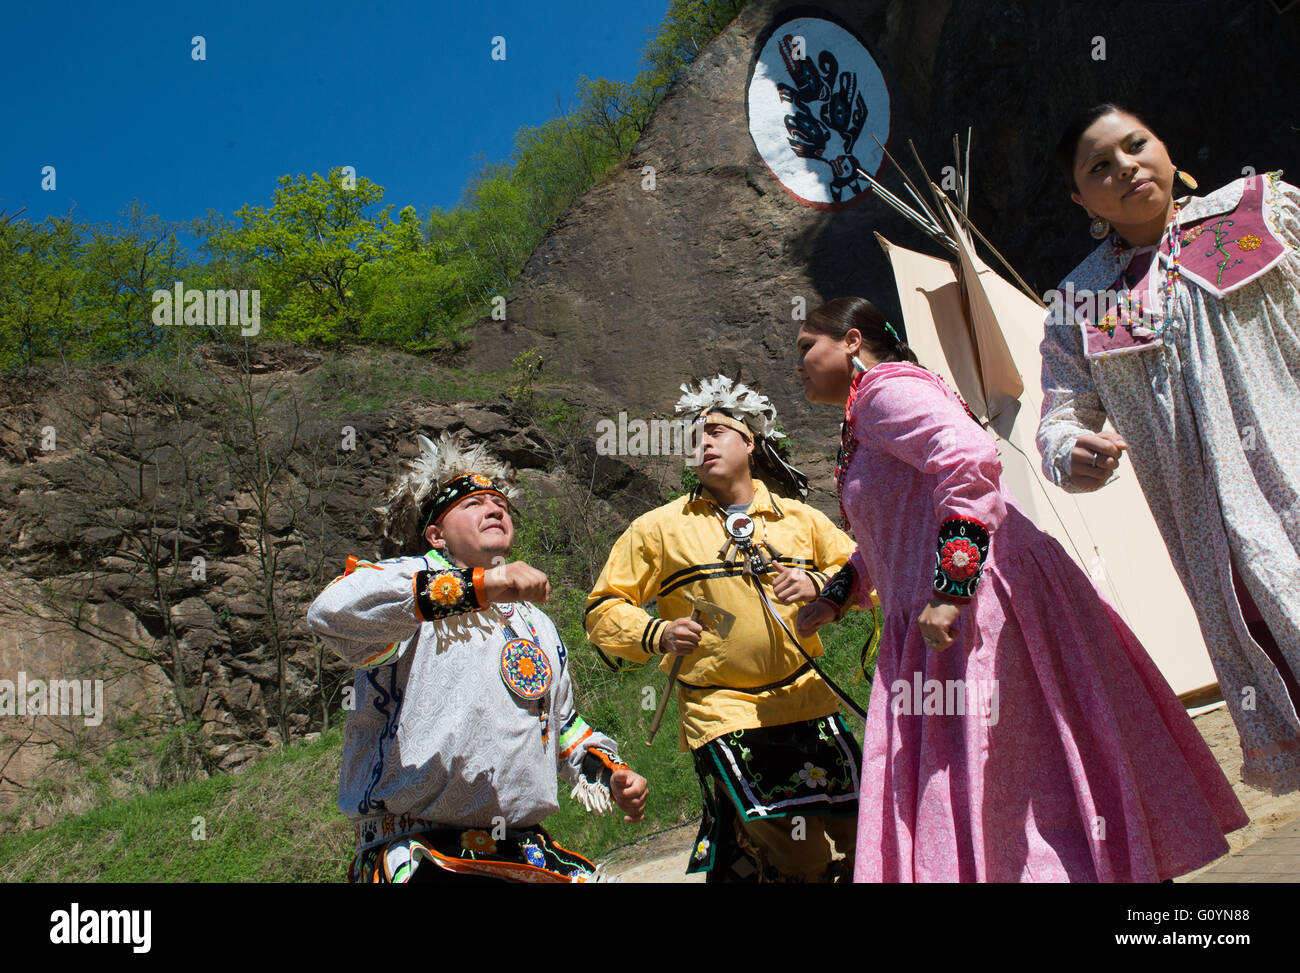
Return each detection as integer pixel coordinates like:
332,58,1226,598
426,572,465,605
500,638,552,699
460,829,497,854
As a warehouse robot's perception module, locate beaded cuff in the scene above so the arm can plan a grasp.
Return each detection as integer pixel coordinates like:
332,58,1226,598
414,566,485,620
933,517,990,604
816,562,858,619
570,745,632,815
581,745,631,787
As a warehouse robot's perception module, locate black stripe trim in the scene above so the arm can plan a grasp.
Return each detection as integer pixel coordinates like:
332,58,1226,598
659,566,748,597
649,618,665,654
660,560,730,591
592,645,642,673
677,661,812,694
584,594,624,620
640,617,657,654
774,556,817,569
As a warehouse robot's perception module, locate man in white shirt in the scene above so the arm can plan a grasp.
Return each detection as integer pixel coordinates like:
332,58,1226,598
309,435,647,883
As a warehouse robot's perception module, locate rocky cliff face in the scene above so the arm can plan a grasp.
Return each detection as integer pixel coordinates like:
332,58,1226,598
0,346,662,830
3,0,1296,827
468,0,1299,507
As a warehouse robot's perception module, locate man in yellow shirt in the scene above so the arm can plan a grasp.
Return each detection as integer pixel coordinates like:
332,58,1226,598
584,377,866,882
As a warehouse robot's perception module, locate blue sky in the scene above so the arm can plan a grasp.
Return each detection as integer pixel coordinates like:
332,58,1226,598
2,0,671,230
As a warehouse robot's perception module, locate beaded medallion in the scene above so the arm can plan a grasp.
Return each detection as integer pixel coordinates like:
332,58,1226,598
500,637,552,700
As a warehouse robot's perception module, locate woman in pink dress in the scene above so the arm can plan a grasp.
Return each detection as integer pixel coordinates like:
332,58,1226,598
794,296,1247,882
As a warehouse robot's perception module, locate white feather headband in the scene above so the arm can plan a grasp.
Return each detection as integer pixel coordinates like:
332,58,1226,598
674,375,784,441
375,432,520,549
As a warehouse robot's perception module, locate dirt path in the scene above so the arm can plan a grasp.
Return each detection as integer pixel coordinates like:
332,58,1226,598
1180,704,1300,878
602,705,1300,882
602,822,706,883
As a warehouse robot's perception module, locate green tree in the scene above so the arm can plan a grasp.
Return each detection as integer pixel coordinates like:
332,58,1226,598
214,170,405,344
0,213,82,369
511,116,601,230
574,76,645,159
354,206,472,352
644,0,747,77
79,201,185,361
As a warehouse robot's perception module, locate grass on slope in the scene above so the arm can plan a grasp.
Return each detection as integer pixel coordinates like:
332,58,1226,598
0,724,353,883
0,611,874,883
0,466,878,882
303,348,507,416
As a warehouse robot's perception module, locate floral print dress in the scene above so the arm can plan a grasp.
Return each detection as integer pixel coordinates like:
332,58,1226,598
1038,172,1300,794
840,362,1246,881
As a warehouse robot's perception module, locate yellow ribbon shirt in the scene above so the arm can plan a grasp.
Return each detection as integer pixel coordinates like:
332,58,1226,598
584,479,867,749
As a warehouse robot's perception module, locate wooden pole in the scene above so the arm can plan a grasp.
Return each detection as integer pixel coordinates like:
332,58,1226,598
645,654,684,746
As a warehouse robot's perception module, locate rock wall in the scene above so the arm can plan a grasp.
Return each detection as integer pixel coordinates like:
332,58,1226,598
468,0,1300,507
0,346,659,829
2,0,1297,826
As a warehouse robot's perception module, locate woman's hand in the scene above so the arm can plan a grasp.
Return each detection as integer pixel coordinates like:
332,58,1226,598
796,599,837,638
918,597,964,650
1069,431,1128,489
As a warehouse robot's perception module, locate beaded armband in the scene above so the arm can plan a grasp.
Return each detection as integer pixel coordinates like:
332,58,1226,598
933,517,990,604
571,745,633,814
580,745,631,787
816,562,858,619
414,566,486,620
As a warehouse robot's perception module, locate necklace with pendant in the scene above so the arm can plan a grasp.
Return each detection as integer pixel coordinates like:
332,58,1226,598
714,503,778,576
1106,201,1183,339
836,370,871,532
835,417,857,533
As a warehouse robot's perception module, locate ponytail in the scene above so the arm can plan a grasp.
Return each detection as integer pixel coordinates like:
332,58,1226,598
806,297,922,367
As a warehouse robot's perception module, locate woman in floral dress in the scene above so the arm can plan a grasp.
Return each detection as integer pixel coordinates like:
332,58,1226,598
795,296,1246,882
1038,103,1300,793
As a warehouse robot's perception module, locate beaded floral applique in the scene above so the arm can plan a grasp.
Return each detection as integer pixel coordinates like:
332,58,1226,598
933,516,990,603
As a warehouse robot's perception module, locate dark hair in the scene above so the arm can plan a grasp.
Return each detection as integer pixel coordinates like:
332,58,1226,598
804,296,920,367
1055,102,1157,193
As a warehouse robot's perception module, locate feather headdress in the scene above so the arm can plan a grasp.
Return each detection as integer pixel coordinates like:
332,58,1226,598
375,432,520,551
673,375,807,499
674,375,785,441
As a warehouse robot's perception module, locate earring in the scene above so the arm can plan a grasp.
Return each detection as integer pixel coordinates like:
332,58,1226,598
1089,215,1111,240
851,356,867,375
1175,169,1198,191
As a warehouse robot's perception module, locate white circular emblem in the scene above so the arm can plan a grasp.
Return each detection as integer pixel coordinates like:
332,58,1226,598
725,511,755,542
746,13,891,209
